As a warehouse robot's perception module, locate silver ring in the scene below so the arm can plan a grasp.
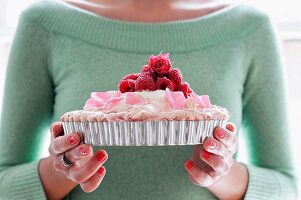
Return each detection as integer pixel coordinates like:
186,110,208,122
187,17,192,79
60,153,74,167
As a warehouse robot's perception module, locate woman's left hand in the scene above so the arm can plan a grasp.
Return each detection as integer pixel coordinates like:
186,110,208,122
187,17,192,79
184,122,237,187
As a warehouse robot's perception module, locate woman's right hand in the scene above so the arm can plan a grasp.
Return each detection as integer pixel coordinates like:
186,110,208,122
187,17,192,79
48,122,108,193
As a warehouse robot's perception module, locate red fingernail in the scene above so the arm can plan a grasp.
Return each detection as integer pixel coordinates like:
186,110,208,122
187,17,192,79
52,124,62,134
68,136,77,145
216,128,225,138
226,124,235,132
185,160,193,171
79,147,87,156
97,167,105,175
201,151,212,160
208,140,216,150
96,151,107,162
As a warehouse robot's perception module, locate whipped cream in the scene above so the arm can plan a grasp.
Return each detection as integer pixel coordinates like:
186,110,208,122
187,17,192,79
61,89,230,122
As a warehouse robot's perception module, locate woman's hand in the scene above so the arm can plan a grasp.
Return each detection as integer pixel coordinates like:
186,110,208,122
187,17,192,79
48,122,108,193
184,122,237,187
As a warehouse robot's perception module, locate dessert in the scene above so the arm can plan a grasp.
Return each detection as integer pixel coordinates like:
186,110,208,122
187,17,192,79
61,53,230,146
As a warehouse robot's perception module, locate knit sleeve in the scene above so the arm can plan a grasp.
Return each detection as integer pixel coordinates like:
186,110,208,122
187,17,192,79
0,9,53,200
241,14,297,199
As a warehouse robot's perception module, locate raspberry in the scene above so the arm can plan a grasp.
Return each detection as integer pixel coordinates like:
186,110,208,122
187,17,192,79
119,79,136,93
135,74,156,91
121,73,140,81
177,82,193,97
156,72,166,78
168,81,177,91
144,71,157,81
167,68,182,85
141,65,153,73
156,77,175,91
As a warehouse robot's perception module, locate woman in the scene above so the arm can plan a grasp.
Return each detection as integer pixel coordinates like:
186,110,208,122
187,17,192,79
0,0,297,199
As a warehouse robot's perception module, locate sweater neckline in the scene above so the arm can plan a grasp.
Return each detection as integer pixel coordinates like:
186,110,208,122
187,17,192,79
57,0,238,25
35,1,253,53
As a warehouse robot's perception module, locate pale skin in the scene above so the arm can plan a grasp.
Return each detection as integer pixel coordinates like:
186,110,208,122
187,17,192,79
39,0,248,199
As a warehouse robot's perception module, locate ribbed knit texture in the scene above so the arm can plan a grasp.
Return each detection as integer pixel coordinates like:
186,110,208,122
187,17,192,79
0,0,297,199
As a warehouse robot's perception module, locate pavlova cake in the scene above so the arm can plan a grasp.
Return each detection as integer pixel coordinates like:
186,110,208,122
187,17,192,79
61,53,230,146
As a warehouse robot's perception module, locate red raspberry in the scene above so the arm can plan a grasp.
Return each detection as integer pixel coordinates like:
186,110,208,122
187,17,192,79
119,79,136,93
177,81,193,97
141,65,153,73
144,71,157,81
167,68,182,85
168,81,177,91
141,65,157,81
156,77,175,91
121,73,140,81
135,74,156,91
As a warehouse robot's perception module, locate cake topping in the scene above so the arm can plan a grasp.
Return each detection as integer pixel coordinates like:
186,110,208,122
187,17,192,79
118,52,193,97
167,68,182,85
119,79,136,93
69,89,232,122
141,65,153,73
156,77,174,90
121,73,140,81
165,89,186,109
135,74,156,91
148,53,171,76
177,81,193,98
62,55,231,123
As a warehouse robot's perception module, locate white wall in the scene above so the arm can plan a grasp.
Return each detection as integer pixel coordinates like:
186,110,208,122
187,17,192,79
282,41,301,196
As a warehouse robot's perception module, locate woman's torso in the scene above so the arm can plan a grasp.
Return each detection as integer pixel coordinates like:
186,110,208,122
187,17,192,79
43,0,248,199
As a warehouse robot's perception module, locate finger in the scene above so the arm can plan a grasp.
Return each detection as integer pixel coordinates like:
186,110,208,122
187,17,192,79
199,151,231,175
213,127,237,153
53,154,68,172
184,160,214,187
49,133,81,155
203,138,231,159
50,122,64,140
64,144,93,163
53,151,92,173
188,173,202,186
67,150,108,183
80,167,106,193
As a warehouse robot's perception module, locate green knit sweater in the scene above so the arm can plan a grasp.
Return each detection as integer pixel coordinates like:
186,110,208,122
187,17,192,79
0,0,297,199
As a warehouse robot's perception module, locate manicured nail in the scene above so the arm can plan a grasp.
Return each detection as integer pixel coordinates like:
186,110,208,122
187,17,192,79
68,136,77,145
79,147,87,156
226,123,235,132
96,151,107,162
201,151,212,160
97,167,105,175
216,128,225,138
185,160,193,171
52,124,62,134
208,140,216,150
